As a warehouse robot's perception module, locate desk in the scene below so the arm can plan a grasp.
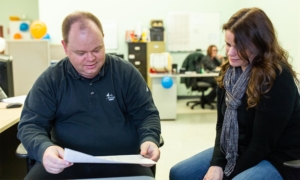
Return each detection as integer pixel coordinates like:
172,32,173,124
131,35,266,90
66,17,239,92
0,102,26,179
149,73,218,120
0,102,22,133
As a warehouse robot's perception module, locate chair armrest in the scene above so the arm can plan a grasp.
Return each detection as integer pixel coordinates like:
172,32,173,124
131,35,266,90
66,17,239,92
16,143,28,159
283,160,300,168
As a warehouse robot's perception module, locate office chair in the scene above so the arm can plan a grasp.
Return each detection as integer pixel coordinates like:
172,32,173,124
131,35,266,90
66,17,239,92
181,51,215,109
16,135,164,177
186,80,215,109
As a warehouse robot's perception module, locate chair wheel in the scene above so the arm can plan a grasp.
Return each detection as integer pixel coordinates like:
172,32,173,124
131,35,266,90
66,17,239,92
186,102,190,106
191,106,194,109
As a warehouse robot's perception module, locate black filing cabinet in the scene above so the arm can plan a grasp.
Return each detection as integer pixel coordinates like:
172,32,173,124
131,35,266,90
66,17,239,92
128,42,165,84
128,43,147,81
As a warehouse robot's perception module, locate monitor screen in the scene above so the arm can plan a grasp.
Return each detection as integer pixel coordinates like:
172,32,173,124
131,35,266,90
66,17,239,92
0,54,14,97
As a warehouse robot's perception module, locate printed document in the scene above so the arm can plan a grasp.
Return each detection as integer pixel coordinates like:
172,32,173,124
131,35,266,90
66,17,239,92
64,148,156,165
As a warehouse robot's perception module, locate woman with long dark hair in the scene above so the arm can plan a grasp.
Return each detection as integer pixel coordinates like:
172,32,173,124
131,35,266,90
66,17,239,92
170,7,300,180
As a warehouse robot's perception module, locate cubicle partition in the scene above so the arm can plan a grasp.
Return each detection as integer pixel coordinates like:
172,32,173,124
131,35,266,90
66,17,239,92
6,40,50,96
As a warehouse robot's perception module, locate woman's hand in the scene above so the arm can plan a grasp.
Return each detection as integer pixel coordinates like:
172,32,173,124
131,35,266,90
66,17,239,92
203,166,223,180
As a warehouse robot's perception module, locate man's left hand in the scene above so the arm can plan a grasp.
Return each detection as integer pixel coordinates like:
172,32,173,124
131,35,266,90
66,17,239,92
140,141,160,167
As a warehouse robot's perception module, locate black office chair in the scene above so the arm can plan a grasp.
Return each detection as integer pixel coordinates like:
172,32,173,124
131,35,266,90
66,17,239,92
16,135,164,177
181,51,215,110
186,79,215,109
16,143,36,173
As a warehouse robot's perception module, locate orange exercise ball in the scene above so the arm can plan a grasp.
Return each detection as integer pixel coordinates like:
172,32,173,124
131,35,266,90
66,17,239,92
30,20,47,39
14,33,22,39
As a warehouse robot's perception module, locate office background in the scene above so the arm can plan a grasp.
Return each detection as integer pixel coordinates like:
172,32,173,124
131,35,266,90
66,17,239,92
0,1,300,179
0,0,299,96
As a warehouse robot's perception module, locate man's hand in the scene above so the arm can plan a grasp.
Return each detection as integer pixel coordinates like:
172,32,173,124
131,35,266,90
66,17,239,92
42,145,73,174
203,166,223,180
140,141,160,167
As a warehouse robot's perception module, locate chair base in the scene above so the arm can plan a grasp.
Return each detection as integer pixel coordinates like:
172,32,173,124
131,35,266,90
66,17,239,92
187,101,214,109
186,91,215,110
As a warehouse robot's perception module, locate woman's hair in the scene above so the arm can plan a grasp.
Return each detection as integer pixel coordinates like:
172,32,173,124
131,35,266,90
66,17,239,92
207,45,217,57
62,11,104,44
216,7,298,108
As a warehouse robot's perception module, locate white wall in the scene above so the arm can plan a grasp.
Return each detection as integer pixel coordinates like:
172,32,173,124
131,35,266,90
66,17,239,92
178,0,300,95
38,0,227,96
38,0,226,53
37,0,300,96
0,0,39,39
234,0,300,73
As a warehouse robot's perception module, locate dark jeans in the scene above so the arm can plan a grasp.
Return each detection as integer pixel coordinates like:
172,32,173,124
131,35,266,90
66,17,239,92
25,162,153,180
170,147,283,180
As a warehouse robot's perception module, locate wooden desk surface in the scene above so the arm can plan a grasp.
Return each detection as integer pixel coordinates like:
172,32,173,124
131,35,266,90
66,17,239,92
0,102,22,133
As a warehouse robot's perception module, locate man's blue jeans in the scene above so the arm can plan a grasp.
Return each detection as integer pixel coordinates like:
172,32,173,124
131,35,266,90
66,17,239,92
169,147,283,180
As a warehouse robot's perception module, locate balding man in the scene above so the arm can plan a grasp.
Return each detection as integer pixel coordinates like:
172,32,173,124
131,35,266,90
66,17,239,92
18,11,161,179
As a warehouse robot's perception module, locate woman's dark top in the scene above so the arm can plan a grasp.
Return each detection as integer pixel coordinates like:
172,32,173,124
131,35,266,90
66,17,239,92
211,66,300,179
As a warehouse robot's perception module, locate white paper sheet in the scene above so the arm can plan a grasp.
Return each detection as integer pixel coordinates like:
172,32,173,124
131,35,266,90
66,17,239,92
64,148,156,165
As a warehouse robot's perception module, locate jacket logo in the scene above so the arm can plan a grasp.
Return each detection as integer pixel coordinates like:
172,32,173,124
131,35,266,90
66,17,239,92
106,93,115,101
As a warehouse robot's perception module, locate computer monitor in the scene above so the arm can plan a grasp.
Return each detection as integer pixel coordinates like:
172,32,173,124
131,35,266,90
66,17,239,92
0,54,14,97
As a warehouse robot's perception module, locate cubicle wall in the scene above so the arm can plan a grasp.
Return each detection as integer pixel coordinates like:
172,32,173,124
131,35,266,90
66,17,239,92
50,44,66,60
6,40,50,96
